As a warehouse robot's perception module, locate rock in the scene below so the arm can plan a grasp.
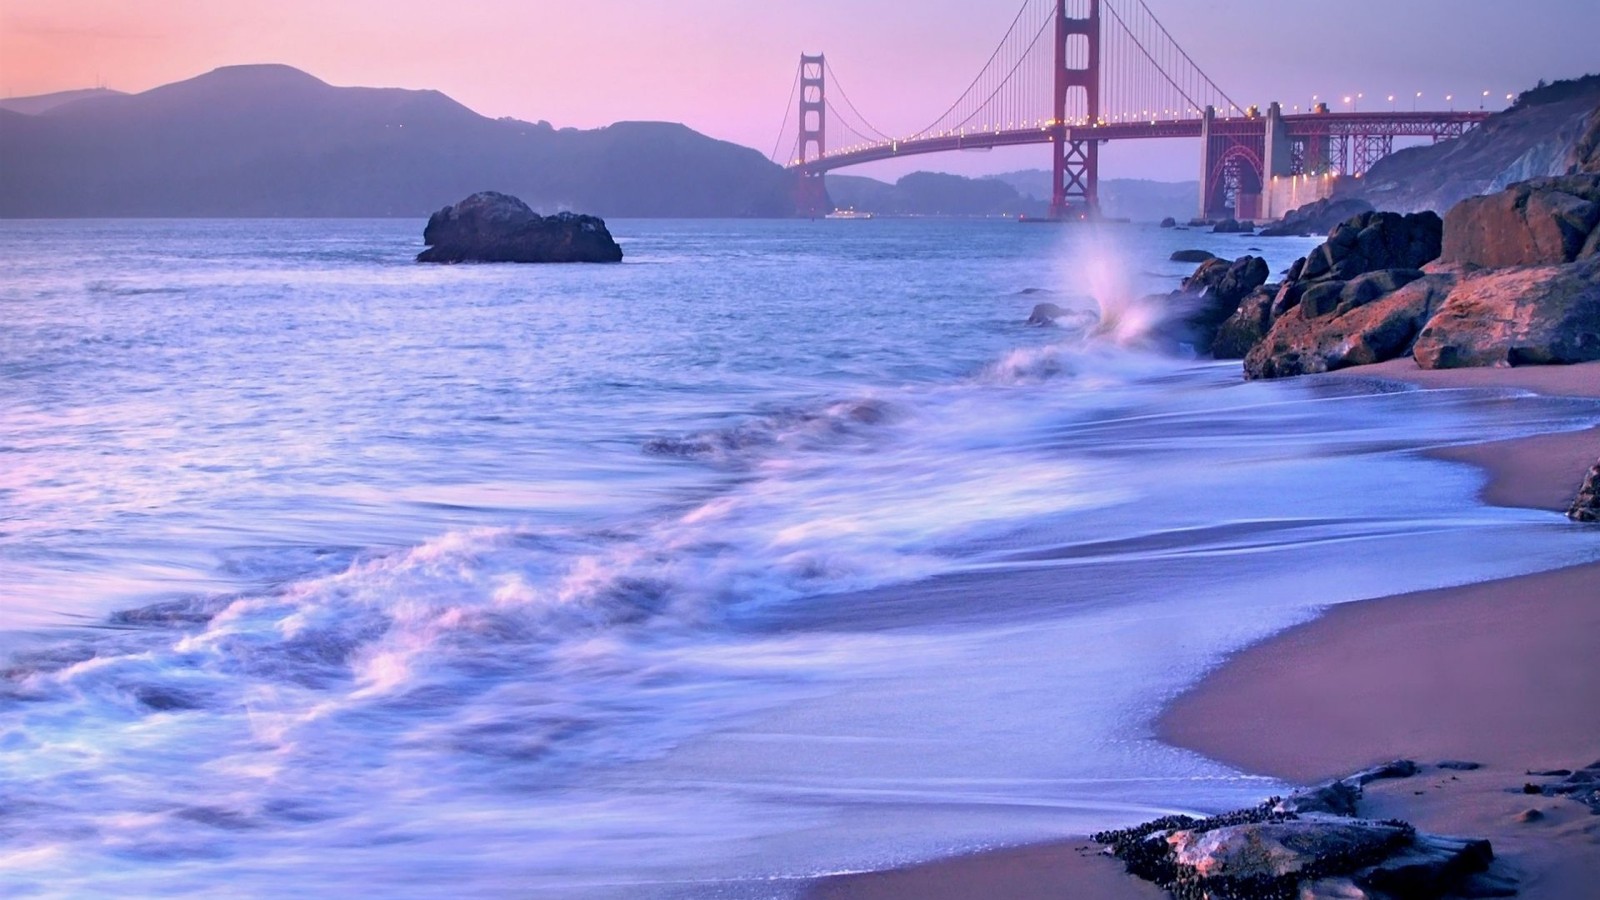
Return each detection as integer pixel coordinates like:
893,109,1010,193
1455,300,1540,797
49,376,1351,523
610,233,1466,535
1436,760,1482,771
1160,216,1177,228
1212,286,1276,359
1259,197,1376,238
1175,255,1270,354
1168,816,1411,881
1246,275,1456,379
1212,217,1255,234
1299,280,1349,318
1171,249,1217,263
1569,457,1600,522
1411,257,1600,367
1275,781,1363,818
1440,174,1600,267
1026,302,1067,326
1515,808,1546,823
1362,834,1493,897
417,191,623,263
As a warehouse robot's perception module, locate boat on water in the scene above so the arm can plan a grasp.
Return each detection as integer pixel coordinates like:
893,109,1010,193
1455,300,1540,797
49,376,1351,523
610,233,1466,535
824,208,874,219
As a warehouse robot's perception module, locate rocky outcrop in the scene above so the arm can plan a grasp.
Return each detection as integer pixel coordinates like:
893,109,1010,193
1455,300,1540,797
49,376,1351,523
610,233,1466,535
1411,257,1600,367
1571,459,1600,522
1211,218,1254,234
1568,106,1600,174
1174,255,1269,354
1258,197,1375,237
1228,210,1444,377
1171,249,1217,263
1160,216,1178,228
1245,273,1456,378
417,191,623,263
1210,286,1275,359
1440,173,1600,267
1096,761,1495,900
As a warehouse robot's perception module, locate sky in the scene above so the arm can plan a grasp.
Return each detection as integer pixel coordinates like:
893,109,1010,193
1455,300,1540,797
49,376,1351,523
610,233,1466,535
3,0,1598,182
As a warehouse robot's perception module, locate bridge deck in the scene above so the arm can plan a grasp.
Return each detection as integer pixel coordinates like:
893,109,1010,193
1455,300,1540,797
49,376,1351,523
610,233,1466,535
792,111,1489,175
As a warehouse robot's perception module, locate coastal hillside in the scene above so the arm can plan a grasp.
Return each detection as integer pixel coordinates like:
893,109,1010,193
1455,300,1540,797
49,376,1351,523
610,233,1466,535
825,172,1045,217
825,169,1196,220
0,65,794,218
0,87,127,115
1335,74,1600,214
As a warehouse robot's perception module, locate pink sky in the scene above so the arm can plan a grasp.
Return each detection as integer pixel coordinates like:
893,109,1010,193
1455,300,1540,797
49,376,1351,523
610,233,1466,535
3,0,1596,181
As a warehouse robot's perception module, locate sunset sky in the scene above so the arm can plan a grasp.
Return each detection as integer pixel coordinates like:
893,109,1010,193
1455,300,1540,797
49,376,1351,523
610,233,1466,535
3,0,1597,180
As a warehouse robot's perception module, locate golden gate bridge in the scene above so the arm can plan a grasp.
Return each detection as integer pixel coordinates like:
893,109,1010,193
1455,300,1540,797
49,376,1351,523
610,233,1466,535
770,0,1488,220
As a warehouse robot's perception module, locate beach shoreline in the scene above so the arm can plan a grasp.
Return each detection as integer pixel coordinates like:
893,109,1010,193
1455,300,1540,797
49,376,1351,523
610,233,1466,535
806,358,1600,899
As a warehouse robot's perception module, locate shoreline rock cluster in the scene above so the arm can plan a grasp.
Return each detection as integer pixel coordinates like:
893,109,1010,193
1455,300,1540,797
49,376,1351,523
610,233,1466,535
1095,760,1503,900
1175,173,1600,377
417,191,623,264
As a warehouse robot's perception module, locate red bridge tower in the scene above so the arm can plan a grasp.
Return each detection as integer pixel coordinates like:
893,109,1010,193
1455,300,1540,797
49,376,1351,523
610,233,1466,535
1051,0,1101,219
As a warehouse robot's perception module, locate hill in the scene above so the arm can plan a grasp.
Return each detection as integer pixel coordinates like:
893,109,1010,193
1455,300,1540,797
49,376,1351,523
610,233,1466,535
0,87,127,115
826,171,1044,217
1334,74,1600,214
0,65,795,218
985,170,1198,222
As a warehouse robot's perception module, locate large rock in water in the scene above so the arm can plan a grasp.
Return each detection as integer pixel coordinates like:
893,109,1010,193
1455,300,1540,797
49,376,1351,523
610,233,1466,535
1440,174,1600,267
1412,257,1600,367
417,191,623,263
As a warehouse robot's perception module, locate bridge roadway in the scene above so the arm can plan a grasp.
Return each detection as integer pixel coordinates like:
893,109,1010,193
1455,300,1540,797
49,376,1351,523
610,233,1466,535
791,110,1490,176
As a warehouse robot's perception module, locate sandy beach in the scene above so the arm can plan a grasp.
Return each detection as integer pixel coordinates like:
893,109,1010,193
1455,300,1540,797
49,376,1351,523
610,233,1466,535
809,358,1600,899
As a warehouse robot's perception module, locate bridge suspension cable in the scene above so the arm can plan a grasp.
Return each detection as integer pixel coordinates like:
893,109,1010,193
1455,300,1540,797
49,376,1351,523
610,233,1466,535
768,62,801,164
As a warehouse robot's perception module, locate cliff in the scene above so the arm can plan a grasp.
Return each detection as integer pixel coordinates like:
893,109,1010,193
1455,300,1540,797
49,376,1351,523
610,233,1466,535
1334,74,1600,214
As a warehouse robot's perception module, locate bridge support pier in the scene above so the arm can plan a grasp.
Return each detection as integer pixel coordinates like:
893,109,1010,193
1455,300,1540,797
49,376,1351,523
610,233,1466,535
1050,0,1101,219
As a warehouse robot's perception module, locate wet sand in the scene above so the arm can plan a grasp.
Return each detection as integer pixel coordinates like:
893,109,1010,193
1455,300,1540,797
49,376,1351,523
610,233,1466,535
808,359,1600,899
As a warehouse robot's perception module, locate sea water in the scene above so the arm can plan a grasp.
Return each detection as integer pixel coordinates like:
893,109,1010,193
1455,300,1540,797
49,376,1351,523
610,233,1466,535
2,218,1598,897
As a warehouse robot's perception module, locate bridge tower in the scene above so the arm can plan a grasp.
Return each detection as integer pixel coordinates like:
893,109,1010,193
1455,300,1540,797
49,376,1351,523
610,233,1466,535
795,54,830,216
1051,0,1101,219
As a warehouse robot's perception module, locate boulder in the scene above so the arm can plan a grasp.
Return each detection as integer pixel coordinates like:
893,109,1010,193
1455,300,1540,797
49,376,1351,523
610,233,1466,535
417,191,623,263
1170,249,1217,263
1026,302,1066,325
1212,217,1255,234
1571,458,1600,522
1411,257,1600,367
1440,174,1600,267
1246,274,1456,379
1212,285,1275,359
1159,216,1178,228
1095,761,1493,900
1259,197,1376,237
1177,255,1269,353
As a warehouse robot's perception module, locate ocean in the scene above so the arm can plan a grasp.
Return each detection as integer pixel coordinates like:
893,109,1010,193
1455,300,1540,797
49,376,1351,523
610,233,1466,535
2,218,1598,897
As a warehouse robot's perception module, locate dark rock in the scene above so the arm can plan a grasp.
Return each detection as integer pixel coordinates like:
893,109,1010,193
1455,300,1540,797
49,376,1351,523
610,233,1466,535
1026,302,1067,326
1570,458,1600,522
1412,257,1600,367
1299,280,1349,318
1334,268,1427,316
1441,174,1600,267
1160,216,1177,228
1212,286,1276,359
1349,759,1422,785
1361,834,1493,897
417,191,623,263
1259,197,1376,237
1516,808,1546,823
1212,217,1255,234
1170,249,1217,263
1528,768,1575,777
1176,255,1270,354
1437,760,1482,771
1274,780,1362,817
